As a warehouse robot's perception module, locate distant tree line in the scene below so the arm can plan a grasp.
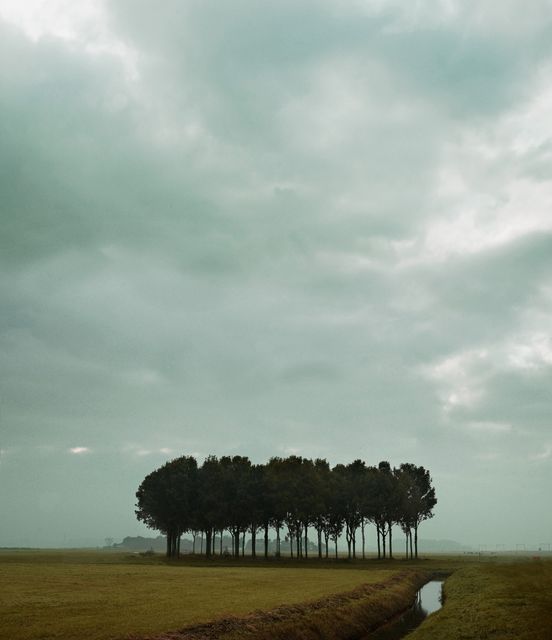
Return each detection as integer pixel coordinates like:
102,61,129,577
135,456,436,560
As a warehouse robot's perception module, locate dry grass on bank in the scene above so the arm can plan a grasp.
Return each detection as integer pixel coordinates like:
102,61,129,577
0,550,402,640
408,560,552,640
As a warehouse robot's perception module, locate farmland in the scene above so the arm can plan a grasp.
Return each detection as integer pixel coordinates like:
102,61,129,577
0,550,407,640
1,550,551,640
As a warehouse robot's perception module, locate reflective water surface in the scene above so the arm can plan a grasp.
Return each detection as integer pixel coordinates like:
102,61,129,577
362,580,443,640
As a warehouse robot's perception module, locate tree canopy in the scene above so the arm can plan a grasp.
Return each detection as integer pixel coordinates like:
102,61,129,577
136,455,436,559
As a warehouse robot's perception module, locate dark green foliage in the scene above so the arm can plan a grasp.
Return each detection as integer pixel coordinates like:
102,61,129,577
135,455,437,559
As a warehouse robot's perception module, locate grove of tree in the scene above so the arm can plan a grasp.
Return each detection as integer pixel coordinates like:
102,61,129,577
135,455,436,560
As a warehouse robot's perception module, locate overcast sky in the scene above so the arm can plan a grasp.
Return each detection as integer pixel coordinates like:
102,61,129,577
1,0,552,550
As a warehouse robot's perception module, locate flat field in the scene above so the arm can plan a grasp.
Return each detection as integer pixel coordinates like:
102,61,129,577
0,550,400,640
3,550,552,640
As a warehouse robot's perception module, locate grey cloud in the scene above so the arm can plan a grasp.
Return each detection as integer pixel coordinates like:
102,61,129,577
2,1,552,548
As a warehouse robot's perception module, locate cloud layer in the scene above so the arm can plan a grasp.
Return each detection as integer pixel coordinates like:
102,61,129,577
1,0,552,547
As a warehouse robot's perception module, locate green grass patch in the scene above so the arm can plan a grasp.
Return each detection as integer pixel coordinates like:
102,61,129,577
409,560,552,640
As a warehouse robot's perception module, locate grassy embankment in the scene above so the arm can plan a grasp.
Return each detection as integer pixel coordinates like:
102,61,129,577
0,550,422,640
409,560,552,640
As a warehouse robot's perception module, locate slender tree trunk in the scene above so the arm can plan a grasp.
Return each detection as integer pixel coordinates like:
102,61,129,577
352,530,356,559
376,525,381,560
317,528,322,559
200,535,203,555
205,530,212,558
220,530,223,556
304,525,308,559
251,528,256,558
405,532,409,559
334,538,338,559
414,524,418,559
388,523,393,559
192,532,196,555
264,524,269,558
410,530,414,559
177,534,181,558
290,534,294,559
296,530,300,558
276,526,280,555
166,533,171,558
324,530,329,559
361,520,366,560
241,532,245,556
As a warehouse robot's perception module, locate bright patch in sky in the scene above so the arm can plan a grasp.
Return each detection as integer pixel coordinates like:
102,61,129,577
0,0,100,42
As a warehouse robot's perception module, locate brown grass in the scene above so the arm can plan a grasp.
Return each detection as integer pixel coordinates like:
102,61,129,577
0,550,410,640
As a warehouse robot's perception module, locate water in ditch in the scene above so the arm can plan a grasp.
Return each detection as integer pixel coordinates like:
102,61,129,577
363,580,443,639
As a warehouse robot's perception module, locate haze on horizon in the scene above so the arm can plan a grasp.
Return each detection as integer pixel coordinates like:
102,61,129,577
1,0,552,551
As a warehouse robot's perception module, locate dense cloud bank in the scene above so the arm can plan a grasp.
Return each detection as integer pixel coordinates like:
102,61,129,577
1,1,552,548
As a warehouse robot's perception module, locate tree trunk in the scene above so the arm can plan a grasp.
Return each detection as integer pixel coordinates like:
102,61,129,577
414,524,418,559
334,538,338,559
192,532,196,555
251,528,256,557
410,530,414,559
205,529,212,558
317,528,322,559
376,525,381,560
241,532,245,556
276,526,281,556
166,533,171,558
388,523,393,559
361,520,366,560
324,530,329,559
177,534,181,558
264,524,269,558
200,535,203,555
304,525,308,559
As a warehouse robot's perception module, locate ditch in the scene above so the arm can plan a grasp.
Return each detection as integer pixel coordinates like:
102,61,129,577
362,579,444,640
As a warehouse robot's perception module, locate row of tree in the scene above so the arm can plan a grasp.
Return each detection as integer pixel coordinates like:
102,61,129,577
135,455,437,560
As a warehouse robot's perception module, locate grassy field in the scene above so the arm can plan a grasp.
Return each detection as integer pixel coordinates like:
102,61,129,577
0,550,403,640
409,560,552,640
2,550,551,640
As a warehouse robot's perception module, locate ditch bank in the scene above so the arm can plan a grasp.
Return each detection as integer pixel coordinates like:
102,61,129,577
133,570,431,640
